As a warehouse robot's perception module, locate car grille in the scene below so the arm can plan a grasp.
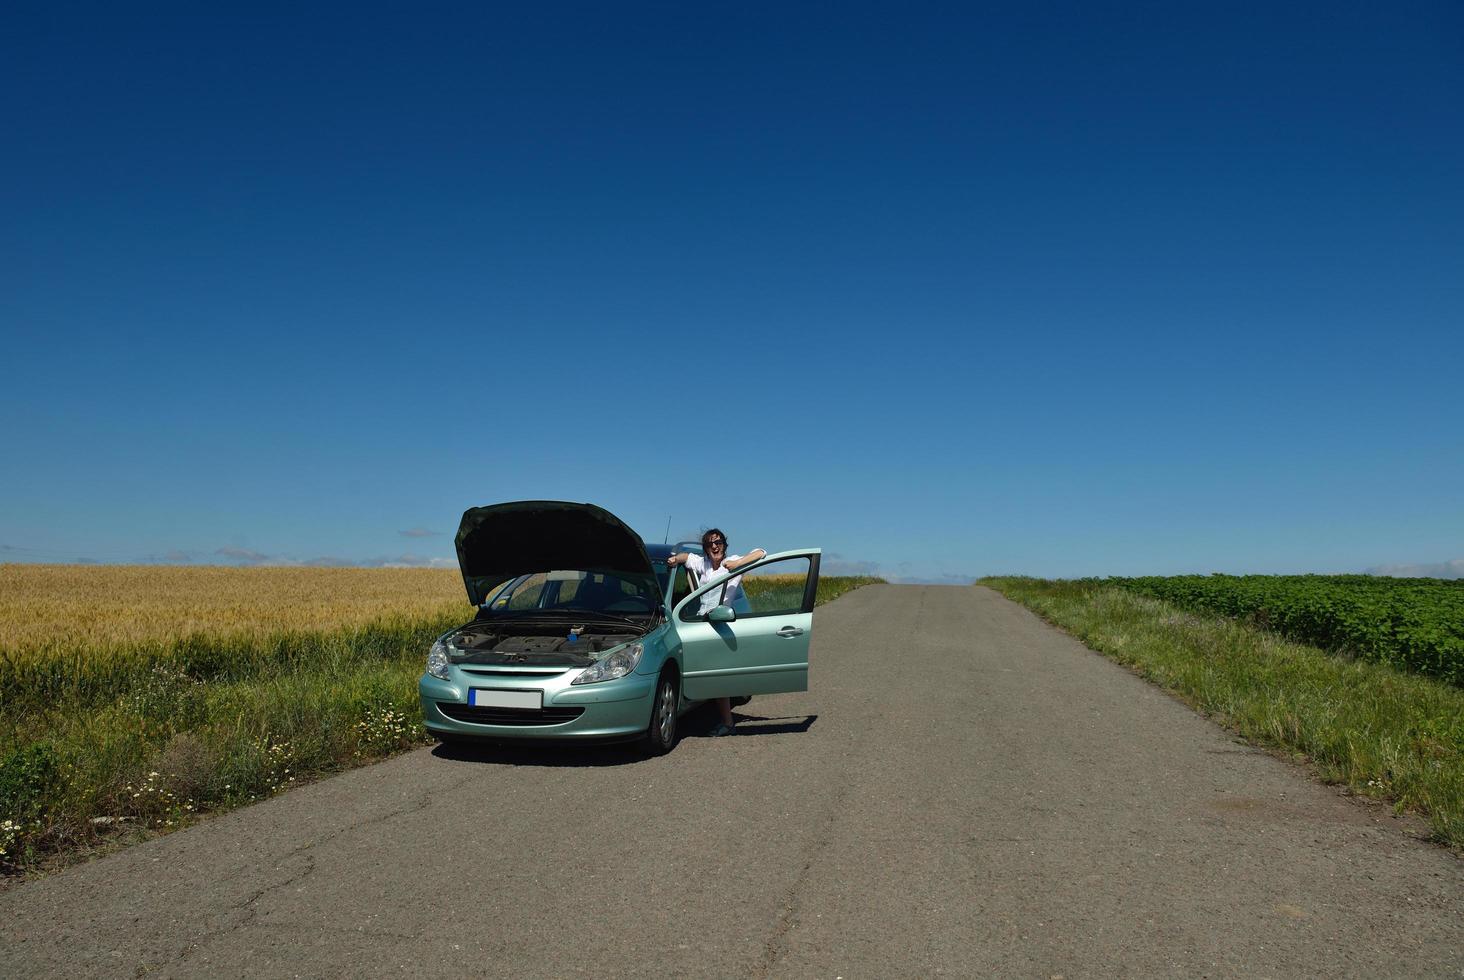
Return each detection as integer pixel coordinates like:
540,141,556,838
437,702,585,727
460,668,571,678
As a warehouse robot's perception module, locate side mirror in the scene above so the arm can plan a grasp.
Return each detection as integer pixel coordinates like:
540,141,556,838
707,604,737,623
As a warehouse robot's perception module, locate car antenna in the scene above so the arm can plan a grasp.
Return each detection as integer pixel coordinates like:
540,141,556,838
663,516,672,544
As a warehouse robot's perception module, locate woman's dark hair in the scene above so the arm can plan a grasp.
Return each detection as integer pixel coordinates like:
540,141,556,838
700,528,727,549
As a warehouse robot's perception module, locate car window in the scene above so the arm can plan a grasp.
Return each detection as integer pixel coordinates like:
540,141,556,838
670,565,693,607
486,570,659,616
481,579,514,608
501,573,549,610
736,556,813,617
678,555,813,621
553,575,584,604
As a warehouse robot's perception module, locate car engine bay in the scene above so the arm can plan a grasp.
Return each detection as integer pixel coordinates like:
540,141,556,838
445,620,648,667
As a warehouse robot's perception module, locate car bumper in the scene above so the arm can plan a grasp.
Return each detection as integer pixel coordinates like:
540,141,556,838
418,669,657,742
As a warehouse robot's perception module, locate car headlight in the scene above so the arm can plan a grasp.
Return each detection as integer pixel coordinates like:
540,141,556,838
571,642,643,685
427,638,451,680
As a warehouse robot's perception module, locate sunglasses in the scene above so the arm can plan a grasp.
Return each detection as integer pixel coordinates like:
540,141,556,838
703,538,726,548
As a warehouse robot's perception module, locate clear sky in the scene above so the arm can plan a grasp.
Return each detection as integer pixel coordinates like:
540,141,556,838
3,1,1461,582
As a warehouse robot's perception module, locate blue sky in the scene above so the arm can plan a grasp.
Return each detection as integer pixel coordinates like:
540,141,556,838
3,1,1461,582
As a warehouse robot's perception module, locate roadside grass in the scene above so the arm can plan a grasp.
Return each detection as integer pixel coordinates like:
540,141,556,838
813,575,885,605
981,577,1464,848
1,566,880,875
0,616,455,873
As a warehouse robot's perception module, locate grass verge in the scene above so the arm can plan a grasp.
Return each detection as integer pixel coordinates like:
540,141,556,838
981,577,1464,848
813,575,885,605
1,574,881,877
0,615,456,875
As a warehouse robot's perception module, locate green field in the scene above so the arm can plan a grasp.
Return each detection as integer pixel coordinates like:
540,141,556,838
982,576,1464,848
1108,574,1464,685
0,565,881,874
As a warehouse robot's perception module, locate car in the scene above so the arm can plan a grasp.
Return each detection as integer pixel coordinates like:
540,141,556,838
418,500,821,753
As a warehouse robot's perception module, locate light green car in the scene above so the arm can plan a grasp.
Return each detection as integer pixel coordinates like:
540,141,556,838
419,500,821,753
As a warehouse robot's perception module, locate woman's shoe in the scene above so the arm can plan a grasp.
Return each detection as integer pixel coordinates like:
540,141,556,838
708,722,736,737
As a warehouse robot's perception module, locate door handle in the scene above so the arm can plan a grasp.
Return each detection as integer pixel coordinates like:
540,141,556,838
776,626,804,638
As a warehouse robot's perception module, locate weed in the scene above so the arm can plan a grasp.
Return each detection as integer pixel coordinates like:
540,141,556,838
355,705,418,756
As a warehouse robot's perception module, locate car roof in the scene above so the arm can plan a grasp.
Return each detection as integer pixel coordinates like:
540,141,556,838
645,541,703,560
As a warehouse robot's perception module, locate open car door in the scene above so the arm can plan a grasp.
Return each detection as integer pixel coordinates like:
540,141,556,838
673,549,821,700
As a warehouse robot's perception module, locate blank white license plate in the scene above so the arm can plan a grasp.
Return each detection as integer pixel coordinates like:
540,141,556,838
470,688,542,710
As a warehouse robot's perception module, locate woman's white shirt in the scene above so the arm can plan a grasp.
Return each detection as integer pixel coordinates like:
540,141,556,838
685,551,760,615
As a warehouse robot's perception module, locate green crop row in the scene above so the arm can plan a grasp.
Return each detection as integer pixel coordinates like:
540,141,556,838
1107,575,1464,685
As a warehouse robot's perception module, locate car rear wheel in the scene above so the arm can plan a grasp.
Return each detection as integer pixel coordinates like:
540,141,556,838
642,673,679,755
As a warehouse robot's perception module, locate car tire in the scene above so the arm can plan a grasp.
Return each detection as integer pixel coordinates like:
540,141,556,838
642,673,679,756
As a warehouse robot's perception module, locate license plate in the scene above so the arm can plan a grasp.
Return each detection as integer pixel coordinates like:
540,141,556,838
469,688,542,710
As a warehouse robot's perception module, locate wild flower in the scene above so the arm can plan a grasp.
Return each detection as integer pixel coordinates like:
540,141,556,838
355,707,418,754
251,735,297,793
121,770,185,827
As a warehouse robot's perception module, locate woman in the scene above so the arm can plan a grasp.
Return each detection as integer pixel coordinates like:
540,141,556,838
666,529,766,736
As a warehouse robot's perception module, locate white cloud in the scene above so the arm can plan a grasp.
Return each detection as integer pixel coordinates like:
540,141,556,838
140,549,200,563
298,555,455,568
1366,558,1464,579
822,553,883,577
887,573,977,585
818,554,973,585
215,547,272,564
374,555,457,569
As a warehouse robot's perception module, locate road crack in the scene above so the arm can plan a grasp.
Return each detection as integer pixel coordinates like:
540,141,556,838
166,776,466,968
750,757,861,978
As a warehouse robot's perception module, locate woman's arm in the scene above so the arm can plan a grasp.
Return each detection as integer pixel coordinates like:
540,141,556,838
723,548,766,572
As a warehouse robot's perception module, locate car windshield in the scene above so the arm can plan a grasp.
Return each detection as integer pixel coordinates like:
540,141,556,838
482,570,658,617
647,544,703,606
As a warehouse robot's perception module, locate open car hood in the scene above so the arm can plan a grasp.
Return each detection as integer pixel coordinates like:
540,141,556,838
454,501,657,606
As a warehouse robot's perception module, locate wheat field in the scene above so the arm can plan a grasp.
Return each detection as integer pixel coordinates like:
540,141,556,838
0,564,466,657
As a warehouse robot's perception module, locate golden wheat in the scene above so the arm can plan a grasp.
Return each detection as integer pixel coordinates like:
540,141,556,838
0,564,466,656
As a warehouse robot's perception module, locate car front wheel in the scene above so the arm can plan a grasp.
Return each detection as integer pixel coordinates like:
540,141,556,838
642,673,679,755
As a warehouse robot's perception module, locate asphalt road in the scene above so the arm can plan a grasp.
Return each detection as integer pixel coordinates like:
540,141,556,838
3,585,1461,978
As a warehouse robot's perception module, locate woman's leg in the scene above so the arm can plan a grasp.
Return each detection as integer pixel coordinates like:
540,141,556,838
717,697,734,727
